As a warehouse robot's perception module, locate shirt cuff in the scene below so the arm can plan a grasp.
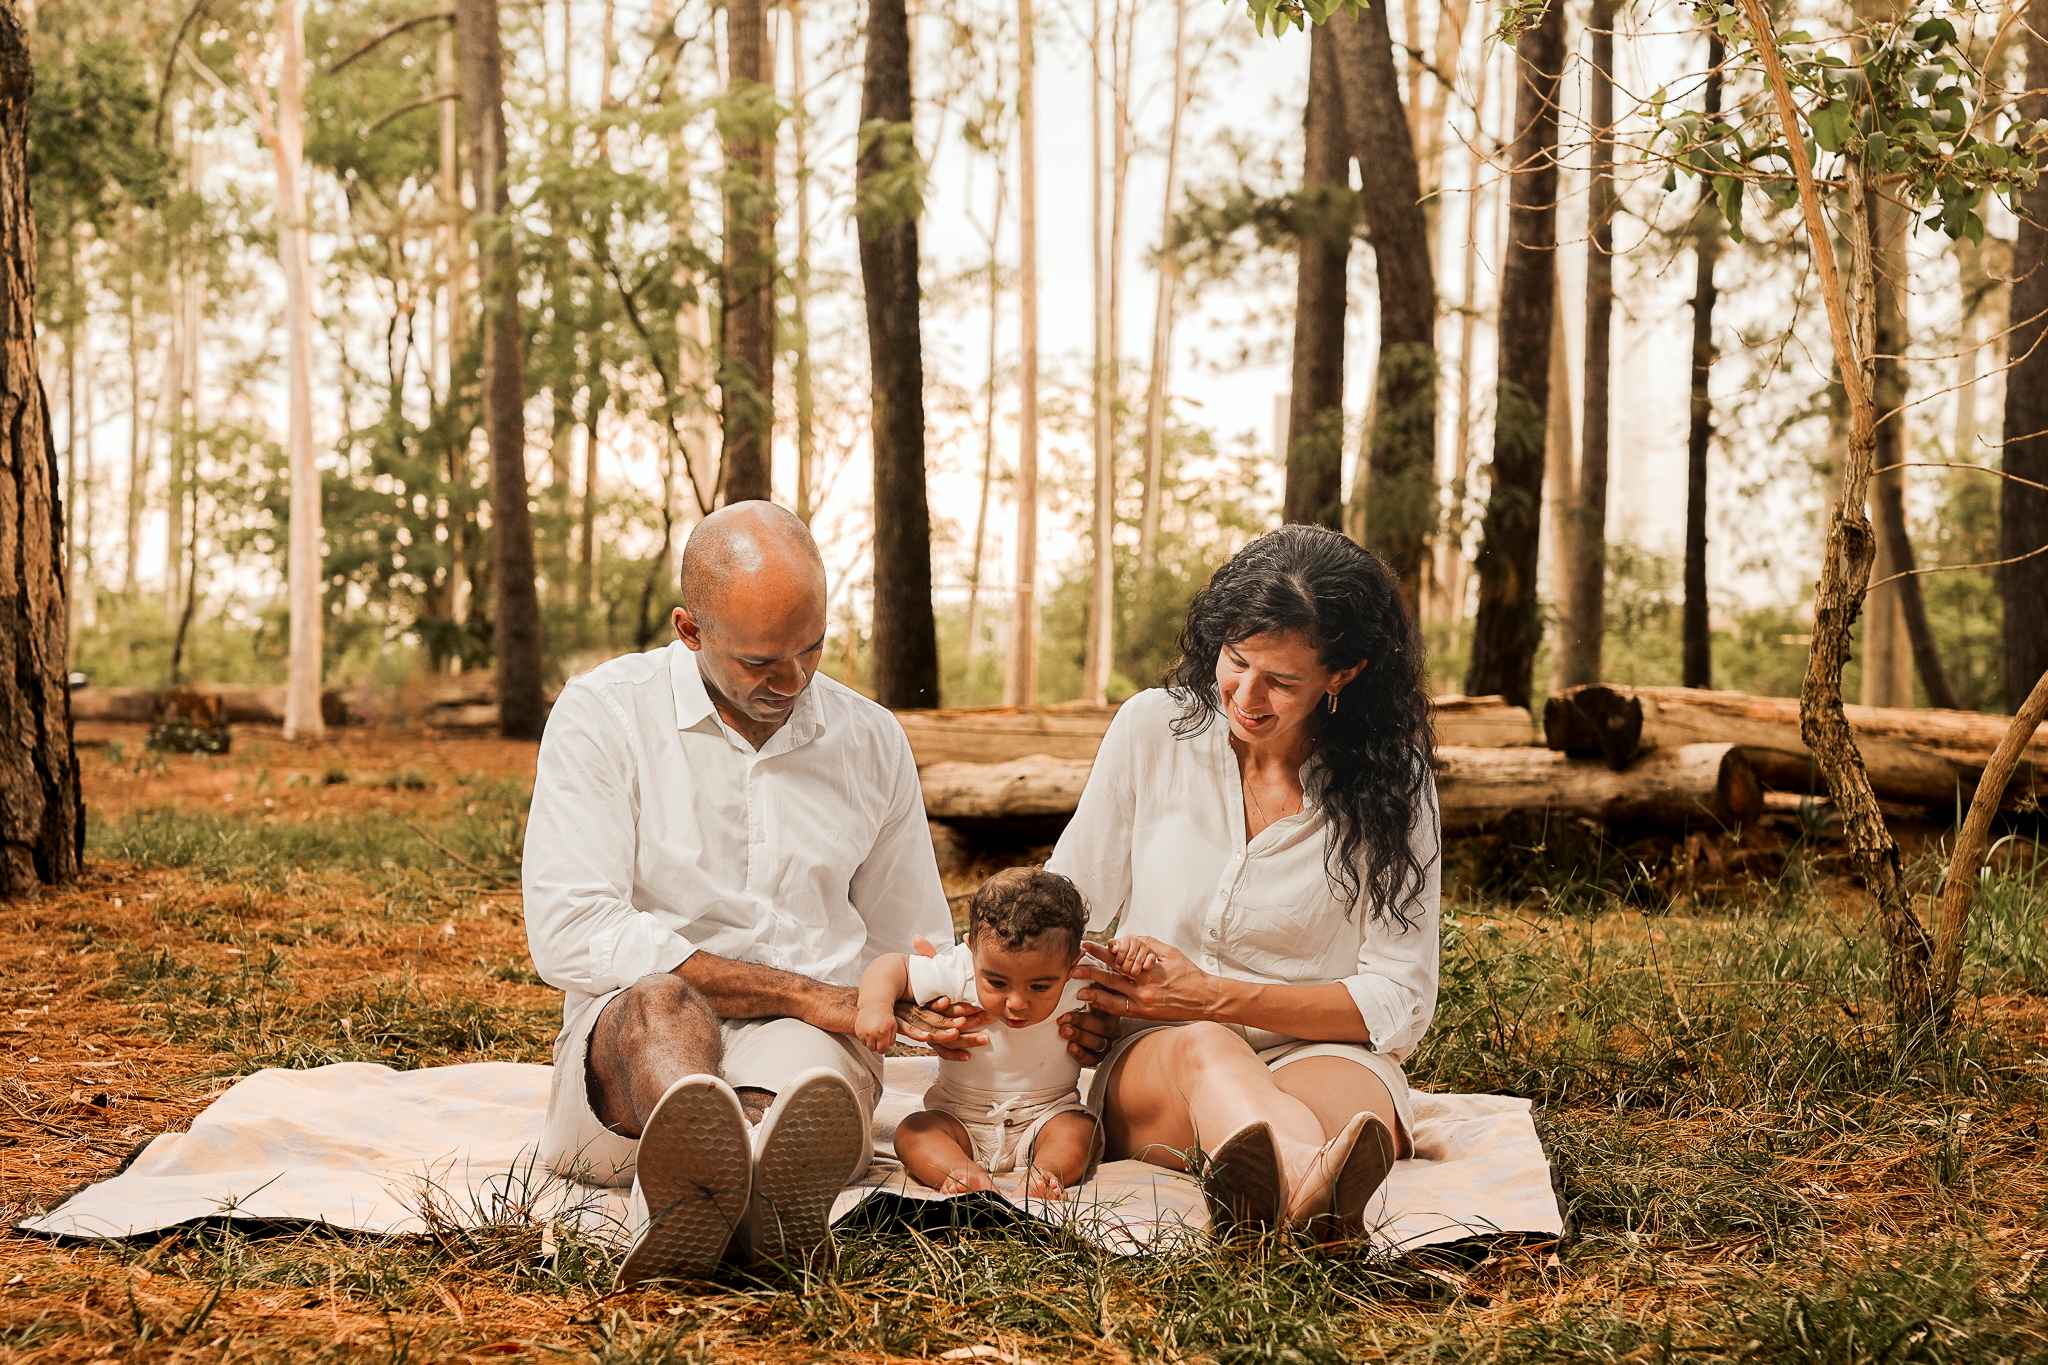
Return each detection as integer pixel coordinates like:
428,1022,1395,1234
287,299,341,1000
905,944,968,1005
591,911,696,991
1340,974,1417,1057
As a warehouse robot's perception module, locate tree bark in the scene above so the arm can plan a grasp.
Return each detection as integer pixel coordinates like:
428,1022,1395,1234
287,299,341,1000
1441,28,1502,628
1137,0,1189,583
1083,0,1134,703
1558,0,1614,689
256,0,326,741
1282,26,1350,532
788,0,817,523
964,142,1007,673
1682,34,1723,690
123,217,142,596
1464,0,1565,708
0,0,84,894
2000,19,2048,714
437,19,470,644
1330,5,1436,598
719,0,775,504
1006,0,1040,707
1541,286,1575,608
858,0,939,708
458,0,545,739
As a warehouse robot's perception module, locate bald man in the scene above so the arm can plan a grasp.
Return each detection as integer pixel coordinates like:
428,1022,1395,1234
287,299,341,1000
523,502,975,1286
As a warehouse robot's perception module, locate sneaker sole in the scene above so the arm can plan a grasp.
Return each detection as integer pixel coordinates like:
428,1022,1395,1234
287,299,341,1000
1202,1122,1282,1237
616,1078,752,1288
749,1073,867,1269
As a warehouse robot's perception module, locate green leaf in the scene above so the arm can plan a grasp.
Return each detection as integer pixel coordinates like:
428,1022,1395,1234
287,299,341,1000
1913,17,1957,51
1714,174,1744,243
1811,102,1851,153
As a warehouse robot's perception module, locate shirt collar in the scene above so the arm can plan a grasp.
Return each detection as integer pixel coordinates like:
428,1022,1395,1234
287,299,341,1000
667,639,829,750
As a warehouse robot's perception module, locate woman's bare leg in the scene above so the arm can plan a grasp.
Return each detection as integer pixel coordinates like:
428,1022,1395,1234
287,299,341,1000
1101,1023,1331,1186
894,1110,994,1193
1271,1057,1408,1157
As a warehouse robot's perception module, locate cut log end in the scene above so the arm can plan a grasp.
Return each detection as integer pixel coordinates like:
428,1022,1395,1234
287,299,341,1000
1543,685,1646,770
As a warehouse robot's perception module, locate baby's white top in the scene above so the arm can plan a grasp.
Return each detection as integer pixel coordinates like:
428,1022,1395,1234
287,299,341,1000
906,941,1086,1103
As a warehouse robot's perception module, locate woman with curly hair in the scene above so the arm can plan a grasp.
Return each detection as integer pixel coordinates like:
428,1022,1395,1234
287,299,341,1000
1048,524,1440,1238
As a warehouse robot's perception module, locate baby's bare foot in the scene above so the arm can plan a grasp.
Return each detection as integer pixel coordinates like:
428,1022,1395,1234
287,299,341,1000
939,1165,996,1194
1023,1166,1067,1199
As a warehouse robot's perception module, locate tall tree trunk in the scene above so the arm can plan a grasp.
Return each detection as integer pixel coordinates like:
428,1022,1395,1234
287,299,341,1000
0,0,84,895
1559,0,1614,688
2002,17,2048,711
1137,0,1189,584
123,223,142,596
719,0,776,504
61,219,75,637
788,0,818,523
1542,279,1575,605
458,0,545,739
858,0,939,708
1464,0,1565,708
1283,27,1350,531
580,385,600,615
1442,25,1502,629
1007,0,1041,706
1681,34,1723,689
1862,195,1958,709
1083,0,1131,702
1331,4,1437,601
964,146,1007,673
260,0,325,740
438,19,470,644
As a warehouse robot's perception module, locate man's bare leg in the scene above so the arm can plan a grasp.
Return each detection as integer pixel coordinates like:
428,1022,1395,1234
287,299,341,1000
588,974,725,1138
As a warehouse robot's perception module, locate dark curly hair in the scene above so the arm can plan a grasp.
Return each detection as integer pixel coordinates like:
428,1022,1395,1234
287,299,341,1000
1165,525,1437,928
969,866,1088,955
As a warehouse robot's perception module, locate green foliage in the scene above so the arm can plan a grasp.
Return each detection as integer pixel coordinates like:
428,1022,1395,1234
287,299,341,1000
1654,8,2044,245
1234,0,1373,39
27,36,169,236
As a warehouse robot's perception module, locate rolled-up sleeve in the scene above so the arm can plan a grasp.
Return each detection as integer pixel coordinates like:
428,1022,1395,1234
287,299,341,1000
523,682,694,993
904,941,976,1005
848,727,955,961
1338,772,1442,1059
1046,699,1143,934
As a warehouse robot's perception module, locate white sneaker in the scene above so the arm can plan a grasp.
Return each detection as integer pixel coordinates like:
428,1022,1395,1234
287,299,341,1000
614,1075,752,1288
736,1068,868,1269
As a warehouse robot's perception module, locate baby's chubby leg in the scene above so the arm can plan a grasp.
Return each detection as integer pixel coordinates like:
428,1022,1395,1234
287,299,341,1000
894,1110,995,1194
1022,1111,1101,1198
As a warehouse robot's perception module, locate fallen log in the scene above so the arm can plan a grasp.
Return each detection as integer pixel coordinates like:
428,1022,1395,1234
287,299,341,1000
72,684,352,728
1545,685,2045,810
919,742,1762,833
898,694,1536,767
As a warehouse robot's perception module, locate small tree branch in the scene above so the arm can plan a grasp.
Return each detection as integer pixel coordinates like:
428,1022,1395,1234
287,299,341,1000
327,11,456,77
1930,667,2048,1014
365,89,460,139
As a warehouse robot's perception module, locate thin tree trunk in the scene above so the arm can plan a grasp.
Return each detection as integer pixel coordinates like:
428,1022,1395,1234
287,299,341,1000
581,0,616,620
61,218,75,636
720,0,776,503
1559,0,1614,689
438,20,469,643
256,0,326,741
1283,26,1350,531
1682,34,1723,689
2002,17,2048,711
789,0,817,523
1542,279,1575,607
1082,0,1125,702
859,0,939,708
1864,186,1956,708
123,219,143,596
1464,0,1565,708
580,386,600,613
1442,24,1501,628
1330,3,1437,602
1137,0,1189,584
459,0,545,739
1007,0,1040,706
0,1,85,894
964,149,1008,673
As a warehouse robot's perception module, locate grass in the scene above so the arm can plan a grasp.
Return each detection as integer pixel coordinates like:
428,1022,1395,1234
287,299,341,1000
1,729,2045,1359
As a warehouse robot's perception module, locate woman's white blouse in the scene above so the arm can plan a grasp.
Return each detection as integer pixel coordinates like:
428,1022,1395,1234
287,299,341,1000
1046,688,1441,1062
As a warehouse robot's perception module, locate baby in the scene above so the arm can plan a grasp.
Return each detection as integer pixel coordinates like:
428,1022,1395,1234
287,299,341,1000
857,866,1138,1198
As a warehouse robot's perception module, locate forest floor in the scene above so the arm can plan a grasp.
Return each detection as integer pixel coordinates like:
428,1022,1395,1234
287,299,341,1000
0,725,2045,1361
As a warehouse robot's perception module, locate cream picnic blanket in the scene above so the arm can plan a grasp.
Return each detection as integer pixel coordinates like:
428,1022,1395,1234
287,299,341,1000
19,1057,1561,1256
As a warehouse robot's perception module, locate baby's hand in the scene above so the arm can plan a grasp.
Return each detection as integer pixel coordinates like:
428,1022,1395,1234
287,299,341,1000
854,1005,898,1055
1108,936,1159,978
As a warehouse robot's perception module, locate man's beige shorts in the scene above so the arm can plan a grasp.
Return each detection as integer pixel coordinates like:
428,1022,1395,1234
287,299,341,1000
538,988,884,1189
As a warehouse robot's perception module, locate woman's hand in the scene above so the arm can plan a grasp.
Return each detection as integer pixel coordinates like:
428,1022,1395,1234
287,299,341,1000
1071,937,1220,1021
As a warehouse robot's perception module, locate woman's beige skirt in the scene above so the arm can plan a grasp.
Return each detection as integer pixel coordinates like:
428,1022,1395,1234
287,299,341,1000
1085,1021,1416,1157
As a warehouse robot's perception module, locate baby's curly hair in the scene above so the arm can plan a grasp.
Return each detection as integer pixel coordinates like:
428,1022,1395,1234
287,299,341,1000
968,867,1087,956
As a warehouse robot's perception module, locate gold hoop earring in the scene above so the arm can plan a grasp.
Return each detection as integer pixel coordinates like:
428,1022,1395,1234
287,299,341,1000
1327,692,1339,715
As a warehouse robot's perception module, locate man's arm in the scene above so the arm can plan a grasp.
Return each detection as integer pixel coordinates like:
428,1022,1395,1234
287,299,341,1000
672,951,858,1032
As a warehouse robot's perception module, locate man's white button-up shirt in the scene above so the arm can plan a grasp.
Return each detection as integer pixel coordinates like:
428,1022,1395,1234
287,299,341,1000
523,641,954,1030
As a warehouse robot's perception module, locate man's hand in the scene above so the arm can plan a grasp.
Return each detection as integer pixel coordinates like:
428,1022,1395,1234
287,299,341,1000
895,997,988,1062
